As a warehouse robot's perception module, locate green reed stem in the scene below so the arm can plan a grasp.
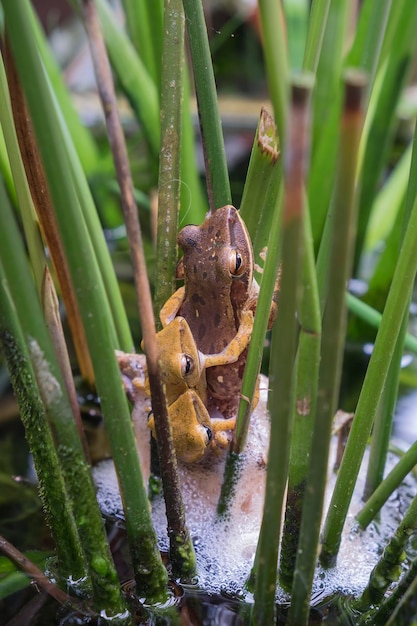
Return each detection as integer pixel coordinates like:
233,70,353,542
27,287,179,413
0,170,126,613
373,556,417,625
302,0,331,73
355,492,417,612
279,205,320,592
308,0,349,247
182,0,231,210
320,140,417,571
28,2,98,175
56,96,134,353
82,0,195,580
95,0,160,158
121,0,163,85
354,0,417,267
239,107,280,249
289,73,366,624
4,0,167,601
154,0,184,324
0,262,88,591
258,0,288,147
346,293,417,354
363,116,417,493
252,79,311,626
357,439,417,529
217,179,282,517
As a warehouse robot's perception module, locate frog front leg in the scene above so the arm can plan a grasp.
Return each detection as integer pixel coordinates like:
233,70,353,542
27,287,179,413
203,309,254,369
159,286,185,327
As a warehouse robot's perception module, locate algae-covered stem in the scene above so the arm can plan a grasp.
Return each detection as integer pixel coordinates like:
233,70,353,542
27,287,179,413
252,77,312,626
0,534,90,616
80,0,196,579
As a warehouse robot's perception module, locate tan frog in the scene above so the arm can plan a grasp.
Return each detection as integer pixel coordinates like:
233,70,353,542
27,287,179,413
160,205,260,417
117,311,252,463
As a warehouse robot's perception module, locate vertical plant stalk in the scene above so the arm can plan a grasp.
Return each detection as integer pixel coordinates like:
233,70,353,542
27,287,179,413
363,117,417,498
369,556,417,625
251,78,312,626
42,269,90,461
239,107,280,248
279,206,320,591
182,0,231,210
0,147,125,614
80,0,196,579
4,0,165,604
154,0,184,323
258,0,289,146
0,49,45,295
121,0,163,85
355,492,417,612
289,72,366,625
0,270,88,589
320,122,417,570
302,0,331,73
357,437,417,528
3,40,95,386
217,117,281,518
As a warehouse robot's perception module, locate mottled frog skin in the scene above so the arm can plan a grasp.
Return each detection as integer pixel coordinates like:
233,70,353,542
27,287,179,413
160,205,256,416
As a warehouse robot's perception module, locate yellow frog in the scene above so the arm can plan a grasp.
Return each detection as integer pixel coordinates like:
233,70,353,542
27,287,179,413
116,311,252,463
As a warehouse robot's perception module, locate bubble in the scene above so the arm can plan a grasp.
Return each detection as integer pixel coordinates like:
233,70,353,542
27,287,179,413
93,375,417,601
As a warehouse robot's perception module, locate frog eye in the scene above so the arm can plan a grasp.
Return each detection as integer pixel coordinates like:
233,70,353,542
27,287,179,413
203,425,213,443
180,354,194,378
229,250,245,276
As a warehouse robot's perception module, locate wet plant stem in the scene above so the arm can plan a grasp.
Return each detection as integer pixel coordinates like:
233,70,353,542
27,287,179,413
0,168,125,614
320,130,417,569
252,79,311,626
279,206,320,591
355,492,417,612
239,107,280,254
4,0,163,604
289,73,366,625
0,267,88,589
81,0,196,579
182,0,231,210
364,109,417,497
154,0,185,324
0,535,90,615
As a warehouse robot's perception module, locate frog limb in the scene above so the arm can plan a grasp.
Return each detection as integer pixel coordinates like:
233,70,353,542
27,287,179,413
202,309,254,369
159,286,185,327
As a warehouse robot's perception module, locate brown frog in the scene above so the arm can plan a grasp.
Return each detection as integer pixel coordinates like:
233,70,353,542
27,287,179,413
160,205,259,417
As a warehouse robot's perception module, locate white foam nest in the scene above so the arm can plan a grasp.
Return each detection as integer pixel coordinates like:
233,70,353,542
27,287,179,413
93,375,416,602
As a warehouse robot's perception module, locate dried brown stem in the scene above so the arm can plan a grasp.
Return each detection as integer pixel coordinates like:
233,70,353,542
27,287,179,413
0,535,89,615
80,0,194,575
4,37,95,387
